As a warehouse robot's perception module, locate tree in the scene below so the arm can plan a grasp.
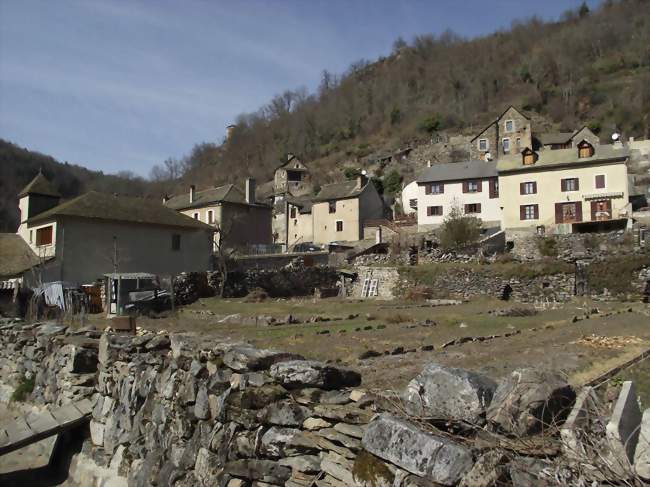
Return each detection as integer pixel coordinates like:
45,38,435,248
383,170,403,195
343,167,361,180
392,36,407,54
579,1,590,18
419,115,442,135
438,204,482,250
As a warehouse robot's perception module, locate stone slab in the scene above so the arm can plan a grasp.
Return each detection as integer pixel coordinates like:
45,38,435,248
606,381,642,464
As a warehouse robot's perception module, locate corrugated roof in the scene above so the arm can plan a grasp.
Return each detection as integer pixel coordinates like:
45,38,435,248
417,161,497,183
497,144,629,173
18,173,61,198
312,180,366,202
165,184,245,210
0,234,41,278
538,132,574,145
27,191,214,230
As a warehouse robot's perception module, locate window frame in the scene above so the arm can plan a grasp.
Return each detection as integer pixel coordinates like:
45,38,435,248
35,225,53,247
426,205,443,217
520,181,537,195
335,220,343,232
502,137,511,153
193,212,199,220
504,119,515,133
466,181,480,193
328,201,336,214
478,138,488,151
561,177,579,192
464,203,481,214
520,204,539,220
207,210,214,224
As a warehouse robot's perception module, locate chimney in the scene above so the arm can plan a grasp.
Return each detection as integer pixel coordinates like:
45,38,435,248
427,160,432,168
162,195,169,204
356,174,367,189
189,185,196,204
375,227,382,244
245,178,256,204
287,152,294,161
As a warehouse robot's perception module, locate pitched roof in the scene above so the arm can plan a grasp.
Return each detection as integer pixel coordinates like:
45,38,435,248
164,184,245,210
287,196,314,214
18,173,61,198
538,132,575,145
312,180,367,202
0,234,41,278
417,161,497,184
27,191,214,230
497,144,629,173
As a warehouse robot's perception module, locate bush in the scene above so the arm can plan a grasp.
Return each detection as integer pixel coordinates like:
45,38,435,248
419,115,442,134
439,205,482,250
537,237,558,257
11,375,35,402
343,167,361,180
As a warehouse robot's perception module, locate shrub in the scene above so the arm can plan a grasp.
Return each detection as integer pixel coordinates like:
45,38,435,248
419,115,442,134
439,205,482,250
537,237,558,257
385,313,410,324
403,285,434,301
11,375,35,402
383,170,402,195
343,167,361,180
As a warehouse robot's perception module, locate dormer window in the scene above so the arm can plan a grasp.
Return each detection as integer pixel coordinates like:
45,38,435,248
522,148,537,165
505,120,514,132
577,140,595,158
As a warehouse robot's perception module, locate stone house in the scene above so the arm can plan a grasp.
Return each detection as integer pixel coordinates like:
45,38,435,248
497,142,630,233
273,154,313,198
470,106,532,161
12,174,214,286
416,161,501,231
165,179,272,251
311,175,384,244
537,126,600,151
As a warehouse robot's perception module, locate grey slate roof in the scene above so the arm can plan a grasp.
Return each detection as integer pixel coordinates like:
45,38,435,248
417,161,497,184
18,173,61,198
0,234,40,278
538,132,575,145
497,144,629,173
312,180,367,202
27,191,214,230
165,184,244,210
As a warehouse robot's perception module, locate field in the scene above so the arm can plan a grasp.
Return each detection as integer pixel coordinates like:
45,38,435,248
103,296,650,392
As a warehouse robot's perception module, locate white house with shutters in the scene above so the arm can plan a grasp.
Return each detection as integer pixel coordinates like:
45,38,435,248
416,161,502,231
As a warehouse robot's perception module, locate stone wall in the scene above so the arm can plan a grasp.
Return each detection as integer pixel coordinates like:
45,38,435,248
1,321,647,486
351,266,400,300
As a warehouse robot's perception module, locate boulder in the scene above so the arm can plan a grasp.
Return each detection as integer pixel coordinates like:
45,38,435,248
259,427,320,458
403,363,497,423
352,451,395,487
278,455,321,473
225,459,291,484
270,360,361,390
223,346,304,372
362,413,473,486
257,400,311,426
487,369,576,436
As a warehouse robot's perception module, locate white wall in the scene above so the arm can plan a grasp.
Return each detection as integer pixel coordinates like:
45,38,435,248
400,181,418,215
417,179,502,230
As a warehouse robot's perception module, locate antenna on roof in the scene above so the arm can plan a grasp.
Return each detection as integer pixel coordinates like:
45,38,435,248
485,152,492,161
611,132,620,141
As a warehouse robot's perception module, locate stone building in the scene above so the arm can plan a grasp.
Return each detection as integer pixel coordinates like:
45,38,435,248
470,106,532,161
273,154,313,197
537,126,600,151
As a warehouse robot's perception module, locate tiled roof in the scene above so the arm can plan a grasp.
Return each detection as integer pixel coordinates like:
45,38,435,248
27,191,214,230
497,144,629,173
18,173,61,198
165,184,245,210
0,234,40,278
417,161,497,183
312,180,367,202
538,132,575,145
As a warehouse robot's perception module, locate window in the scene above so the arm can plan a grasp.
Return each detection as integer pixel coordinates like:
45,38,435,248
505,120,514,132
520,204,539,220
171,234,181,251
561,178,579,192
489,179,499,199
578,141,594,158
425,183,444,195
463,181,481,193
427,206,443,216
289,207,297,218
35,226,53,246
328,201,336,214
516,137,521,148
478,139,488,151
555,202,582,224
595,174,606,189
522,150,536,165
207,210,214,224
520,181,537,195
336,220,343,232
502,138,511,154
193,212,199,220
409,198,417,210
464,203,481,214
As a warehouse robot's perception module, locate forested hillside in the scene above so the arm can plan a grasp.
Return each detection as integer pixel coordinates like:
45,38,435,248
160,0,650,190
0,139,163,232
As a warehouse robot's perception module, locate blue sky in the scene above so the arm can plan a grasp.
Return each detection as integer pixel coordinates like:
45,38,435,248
0,0,597,176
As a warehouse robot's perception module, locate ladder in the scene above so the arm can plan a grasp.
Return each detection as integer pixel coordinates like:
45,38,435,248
361,277,371,297
368,279,379,297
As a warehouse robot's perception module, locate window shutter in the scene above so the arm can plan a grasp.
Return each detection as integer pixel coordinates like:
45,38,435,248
476,203,481,213
440,183,444,194
595,175,605,189
520,206,526,220
591,201,597,220
561,179,566,191
462,181,468,193
477,181,483,192
464,204,470,213
576,202,583,222
574,178,580,191
519,182,525,195
534,205,539,219
425,184,431,195
533,182,537,194
555,203,563,223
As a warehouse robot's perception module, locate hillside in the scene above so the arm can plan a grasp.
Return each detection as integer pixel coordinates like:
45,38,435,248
167,0,650,193
0,139,164,232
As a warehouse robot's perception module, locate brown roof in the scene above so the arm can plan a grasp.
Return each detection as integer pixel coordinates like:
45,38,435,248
27,191,214,230
18,173,61,198
0,234,41,278
313,180,367,202
165,184,244,210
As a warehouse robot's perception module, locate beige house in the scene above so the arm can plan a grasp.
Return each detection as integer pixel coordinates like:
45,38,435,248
497,142,630,233
13,174,214,285
311,176,384,244
165,179,272,251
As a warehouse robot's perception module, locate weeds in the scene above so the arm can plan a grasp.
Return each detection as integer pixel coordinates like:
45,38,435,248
11,375,35,402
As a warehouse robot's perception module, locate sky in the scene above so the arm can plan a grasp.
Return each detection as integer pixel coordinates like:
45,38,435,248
0,0,599,177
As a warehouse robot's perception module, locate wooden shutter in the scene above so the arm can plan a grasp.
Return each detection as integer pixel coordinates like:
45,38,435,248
464,204,470,213
555,203,563,223
561,179,567,191
490,179,498,198
427,206,433,216
462,181,468,193
574,178,580,191
532,182,537,194
595,175,605,189
575,202,583,222
439,183,444,194
476,203,481,213
519,183,525,195
425,184,431,195
477,181,483,192
520,206,526,220
591,201,597,220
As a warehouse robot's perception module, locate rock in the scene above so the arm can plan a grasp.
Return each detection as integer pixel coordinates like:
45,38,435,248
303,417,331,430
403,363,497,424
458,450,508,487
223,346,304,372
194,384,210,420
635,408,650,479
606,381,642,465
333,422,364,439
358,350,382,360
487,369,576,436
352,451,394,487
225,459,291,484
144,334,170,351
349,390,367,402
320,453,355,485
90,420,105,446
315,428,362,450
259,427,320,458
362,413,473,486
270,360,361,390
194,447,224,485
278,455,321,473
313,404,373,425
257,400,311,426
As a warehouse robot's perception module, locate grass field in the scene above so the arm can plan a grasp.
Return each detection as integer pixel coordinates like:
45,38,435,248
102,295,650,391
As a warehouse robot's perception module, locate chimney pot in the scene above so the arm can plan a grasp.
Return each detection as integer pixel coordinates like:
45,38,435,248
190,185,196,203
246,178,256,204
162,195,169,204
